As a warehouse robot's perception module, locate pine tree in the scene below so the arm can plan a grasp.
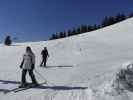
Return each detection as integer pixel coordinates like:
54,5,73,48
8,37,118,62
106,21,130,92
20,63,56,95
129,13,133,18
115,13,126,22
4,36,12,46
67,30,72,36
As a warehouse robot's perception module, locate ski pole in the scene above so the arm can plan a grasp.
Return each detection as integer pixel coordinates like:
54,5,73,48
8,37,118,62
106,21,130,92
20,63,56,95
34,69,47,83
34,69,55,85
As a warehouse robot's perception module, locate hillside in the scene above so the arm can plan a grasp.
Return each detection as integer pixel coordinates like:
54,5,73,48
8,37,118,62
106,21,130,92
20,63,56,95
0,17,133,100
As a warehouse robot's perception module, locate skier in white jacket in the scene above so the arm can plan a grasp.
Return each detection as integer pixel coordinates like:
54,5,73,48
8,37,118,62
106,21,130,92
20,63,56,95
19,46,38,87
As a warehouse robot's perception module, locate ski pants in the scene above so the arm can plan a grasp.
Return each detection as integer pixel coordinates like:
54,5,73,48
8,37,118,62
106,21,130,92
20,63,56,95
40,57,47,66
21,69,37,84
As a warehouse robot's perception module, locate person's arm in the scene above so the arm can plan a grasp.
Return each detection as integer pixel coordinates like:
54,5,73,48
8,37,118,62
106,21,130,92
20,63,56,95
32,54,35,65
31,53,35,70
20,56,24,69
46,49,49,57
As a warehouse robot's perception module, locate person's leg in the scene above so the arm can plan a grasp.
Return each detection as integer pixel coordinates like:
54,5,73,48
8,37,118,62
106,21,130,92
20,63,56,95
40,57,45,66
20,69,27,87
44,57,47,67
40,62,43,67
40,59,43,66
22,69,27,84
28,70,38,84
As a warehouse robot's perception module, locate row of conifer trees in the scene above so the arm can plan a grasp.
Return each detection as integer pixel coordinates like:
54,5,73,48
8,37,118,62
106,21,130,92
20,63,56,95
49,13,133,40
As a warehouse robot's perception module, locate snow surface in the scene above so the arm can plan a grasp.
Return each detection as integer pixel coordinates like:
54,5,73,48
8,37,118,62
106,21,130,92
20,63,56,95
0,17,133,100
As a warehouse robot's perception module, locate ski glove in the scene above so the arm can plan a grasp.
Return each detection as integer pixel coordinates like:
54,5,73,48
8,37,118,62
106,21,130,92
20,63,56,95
20,59,24,69
20,65,23,69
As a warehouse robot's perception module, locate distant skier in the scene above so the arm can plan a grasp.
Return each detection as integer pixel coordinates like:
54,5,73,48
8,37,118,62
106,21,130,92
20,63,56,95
19,46,38,87
40,47,49,67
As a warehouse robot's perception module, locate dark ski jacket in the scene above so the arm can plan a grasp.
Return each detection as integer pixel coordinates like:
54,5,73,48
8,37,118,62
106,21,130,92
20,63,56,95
41,49,49,58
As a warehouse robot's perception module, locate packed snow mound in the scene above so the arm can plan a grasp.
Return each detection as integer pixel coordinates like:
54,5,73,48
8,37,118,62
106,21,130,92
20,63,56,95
112,62,133,92
0,17,133,100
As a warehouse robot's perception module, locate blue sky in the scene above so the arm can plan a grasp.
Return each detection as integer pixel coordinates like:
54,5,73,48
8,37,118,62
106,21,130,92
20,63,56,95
0,0,133,42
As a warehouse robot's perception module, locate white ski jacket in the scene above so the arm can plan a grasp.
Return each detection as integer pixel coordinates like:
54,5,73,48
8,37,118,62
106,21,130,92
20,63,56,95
22,52,35,70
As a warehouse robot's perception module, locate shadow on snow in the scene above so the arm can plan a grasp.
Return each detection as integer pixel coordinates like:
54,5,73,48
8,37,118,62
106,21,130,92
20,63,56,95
44,65,73,68
0,80,88,93
0,80,21,84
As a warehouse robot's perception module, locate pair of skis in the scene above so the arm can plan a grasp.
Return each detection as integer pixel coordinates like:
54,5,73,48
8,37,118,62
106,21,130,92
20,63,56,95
4,81,47,94
4,69,49,94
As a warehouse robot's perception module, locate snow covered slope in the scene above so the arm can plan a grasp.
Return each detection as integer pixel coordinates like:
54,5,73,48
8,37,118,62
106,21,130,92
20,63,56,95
0,17,133,100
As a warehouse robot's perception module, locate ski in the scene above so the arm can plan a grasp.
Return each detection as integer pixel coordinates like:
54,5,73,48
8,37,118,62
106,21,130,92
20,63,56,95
14,85,38,93
4,81,47,94
14,82,47,93
4,86,23,94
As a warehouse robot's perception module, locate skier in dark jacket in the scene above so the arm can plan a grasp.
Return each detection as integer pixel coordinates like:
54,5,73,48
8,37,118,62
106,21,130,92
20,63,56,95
19,46,38,87
40,47,49,67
